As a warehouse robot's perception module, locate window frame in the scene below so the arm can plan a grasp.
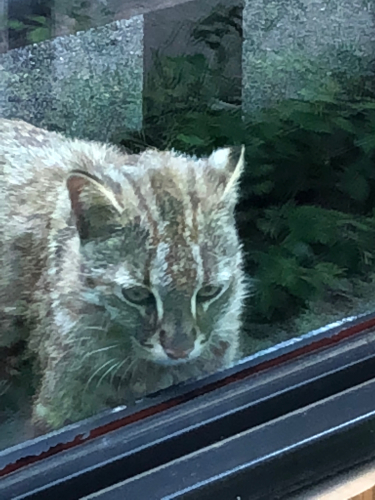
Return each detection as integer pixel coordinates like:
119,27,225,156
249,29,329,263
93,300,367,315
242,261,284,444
90,368,375,500
0,0,374,497
1,312,375,498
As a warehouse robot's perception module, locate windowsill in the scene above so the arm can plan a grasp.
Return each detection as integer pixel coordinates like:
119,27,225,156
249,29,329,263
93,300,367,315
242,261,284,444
291,459,375,500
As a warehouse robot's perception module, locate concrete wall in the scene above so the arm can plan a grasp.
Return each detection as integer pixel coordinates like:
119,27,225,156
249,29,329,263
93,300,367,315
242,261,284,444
0,15,143,142
242,0,375,111
3,0,373,140
0,0,243,141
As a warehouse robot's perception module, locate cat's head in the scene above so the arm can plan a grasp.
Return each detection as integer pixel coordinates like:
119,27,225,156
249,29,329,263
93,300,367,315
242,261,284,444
66,146,246,366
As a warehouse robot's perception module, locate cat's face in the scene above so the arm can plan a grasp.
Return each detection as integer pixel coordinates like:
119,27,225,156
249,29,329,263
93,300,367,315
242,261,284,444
80,230,242,366
68,147,245,366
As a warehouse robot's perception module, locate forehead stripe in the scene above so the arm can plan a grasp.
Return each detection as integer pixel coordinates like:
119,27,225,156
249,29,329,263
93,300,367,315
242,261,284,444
122,172,159,285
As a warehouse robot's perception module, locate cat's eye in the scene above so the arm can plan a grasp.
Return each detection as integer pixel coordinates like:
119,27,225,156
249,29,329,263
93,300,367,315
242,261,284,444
122,286,154,305
196,284,223,302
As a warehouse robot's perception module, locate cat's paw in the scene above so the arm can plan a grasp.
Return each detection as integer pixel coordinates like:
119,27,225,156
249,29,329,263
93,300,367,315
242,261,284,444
31,402,59,435
29,418,53,438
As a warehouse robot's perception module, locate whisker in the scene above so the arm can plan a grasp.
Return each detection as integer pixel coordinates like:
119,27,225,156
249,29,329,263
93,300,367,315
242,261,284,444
96,361,120,388
110,358,128,384
85,359,115,390
75,318,111,346
82,326,107,333
81,344,120,362
119,358,138,383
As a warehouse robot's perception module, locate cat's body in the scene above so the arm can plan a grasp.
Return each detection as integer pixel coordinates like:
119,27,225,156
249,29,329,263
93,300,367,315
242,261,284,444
0,118,246,430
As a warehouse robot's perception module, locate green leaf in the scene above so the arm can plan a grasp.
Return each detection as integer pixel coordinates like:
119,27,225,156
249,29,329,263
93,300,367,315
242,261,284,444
333,117,356,134
176,134,206,146
338,171,370,202
354,135,375,155
28,27,50,43
251,180,274,195
26,15,48,25
7,20,25,30
288,110,333,133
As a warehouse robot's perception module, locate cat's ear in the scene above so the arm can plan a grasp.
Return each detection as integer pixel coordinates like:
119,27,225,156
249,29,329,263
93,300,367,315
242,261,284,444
66,170,124,240
207,145,245,198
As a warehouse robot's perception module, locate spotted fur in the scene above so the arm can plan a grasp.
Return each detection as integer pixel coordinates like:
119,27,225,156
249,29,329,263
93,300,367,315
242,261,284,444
0,118,247,430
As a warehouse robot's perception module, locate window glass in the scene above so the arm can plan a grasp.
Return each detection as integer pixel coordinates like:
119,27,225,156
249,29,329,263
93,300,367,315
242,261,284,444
1,0,375,449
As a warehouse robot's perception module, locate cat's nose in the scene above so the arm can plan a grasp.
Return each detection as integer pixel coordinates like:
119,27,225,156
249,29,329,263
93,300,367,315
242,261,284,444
163,346,193,360
159,329,194,359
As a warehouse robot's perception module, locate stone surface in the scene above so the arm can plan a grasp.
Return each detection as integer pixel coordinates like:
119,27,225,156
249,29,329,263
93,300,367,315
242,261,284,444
0,15,143,142
243,0,375,111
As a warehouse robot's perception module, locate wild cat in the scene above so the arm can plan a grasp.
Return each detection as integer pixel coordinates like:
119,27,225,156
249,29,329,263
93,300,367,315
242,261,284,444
0,118,247,431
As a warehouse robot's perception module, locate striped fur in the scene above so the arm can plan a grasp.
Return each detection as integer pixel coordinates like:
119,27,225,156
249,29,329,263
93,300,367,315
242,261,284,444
0,118,247,430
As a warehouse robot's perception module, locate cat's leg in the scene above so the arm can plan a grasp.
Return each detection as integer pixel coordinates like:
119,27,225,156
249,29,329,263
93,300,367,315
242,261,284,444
31,349,121,432
29,303,126,432
0,244,30,349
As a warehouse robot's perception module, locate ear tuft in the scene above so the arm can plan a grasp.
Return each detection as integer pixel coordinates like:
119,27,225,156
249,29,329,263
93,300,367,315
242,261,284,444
66,170,123,240
207,145,245,197
208,148,232,170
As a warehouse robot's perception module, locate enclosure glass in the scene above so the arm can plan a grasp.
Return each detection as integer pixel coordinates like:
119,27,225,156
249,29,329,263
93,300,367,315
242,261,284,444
1,0,375,449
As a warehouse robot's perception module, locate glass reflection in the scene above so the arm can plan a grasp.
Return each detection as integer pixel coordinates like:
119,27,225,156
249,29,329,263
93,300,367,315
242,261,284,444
1,0,375,448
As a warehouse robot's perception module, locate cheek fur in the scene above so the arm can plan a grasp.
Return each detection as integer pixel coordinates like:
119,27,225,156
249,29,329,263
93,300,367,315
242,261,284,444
101,294,143,332
134,305,159,344
196,284,234,335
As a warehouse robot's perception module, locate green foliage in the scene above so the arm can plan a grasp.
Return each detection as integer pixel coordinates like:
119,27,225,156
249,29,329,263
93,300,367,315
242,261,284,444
191,4,242,106
245,205,375,320
58,0,94,32
235,92,375,320
4,0,112,46
191,4,242,48
6,15,51,44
